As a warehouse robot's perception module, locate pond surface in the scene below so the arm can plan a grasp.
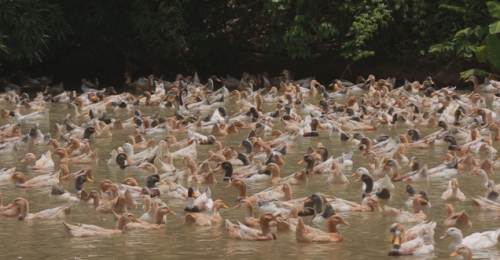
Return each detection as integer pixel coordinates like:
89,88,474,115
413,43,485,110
0,89,499,259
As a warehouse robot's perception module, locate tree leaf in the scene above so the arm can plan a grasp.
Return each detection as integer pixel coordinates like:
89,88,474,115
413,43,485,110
488,1,500,19
487,34,500,70
490,21,500,34
476,45,489,62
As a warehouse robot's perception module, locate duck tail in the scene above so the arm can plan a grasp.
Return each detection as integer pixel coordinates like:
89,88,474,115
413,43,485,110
62,221,72,232
63,205,71,215
184,214,196,226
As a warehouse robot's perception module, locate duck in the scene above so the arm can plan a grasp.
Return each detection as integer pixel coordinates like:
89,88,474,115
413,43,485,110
443,204,472,228
51,148,98,164
389,221,437,244
441,178,466,201
327,196,382,212
184,186,212,212
449,245,473,259
311,204,336,225
184,199,229,226
20,151,54,170
3,197,70,221
125,206,176,231
440,227,500,250
85,190,127,214
62,213,139,237
326,162,349,184
388,229,434,256
356,173,391,200
403,185,430,208
296,215,349,243
225,212,277,241
352,167,394,191
9,171,59,188
302,119,325,137
232,199,261,227
385,194,428,223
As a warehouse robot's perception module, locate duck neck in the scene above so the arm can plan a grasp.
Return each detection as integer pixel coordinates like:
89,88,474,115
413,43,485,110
155,211,166,225
412,198,422,213
314,199,324,213
116,217,129,231
92,194,100,210
110,187,119,199
237,184,247,200
327,221,340,234
212,206,221,216
187,197,195,208
412,162,419,171
283,186,292,201
187,162,197,174
143,196,152,212
364,178,374,193
19,201,29,220
260,219,272,235
244,203,254,220
445,207,453,218
451,232,463,245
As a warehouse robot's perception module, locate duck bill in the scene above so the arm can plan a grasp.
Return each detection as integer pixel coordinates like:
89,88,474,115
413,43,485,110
4,202,15,209
402,190,408,193
158,179,167,184
225,183,234,189
393,236,401,246
320,194,330,199
342,220,350,227
355,177,362,182
126,157,133,163
238,144,243,147
63,106,69,110
351,172,358,177
222,204,229,209
449,250,460,257
408,161,414,167
433,124,438,128
20,158,27,163
297,159,305,164
377,205,382,212
193,191,199,198
317,122,326,130
168,210,177,215
388,232,395,243
347,136,355,141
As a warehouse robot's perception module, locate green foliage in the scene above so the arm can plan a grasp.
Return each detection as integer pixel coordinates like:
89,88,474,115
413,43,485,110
460,69,500,80
0,0,71,63
0,0,496,76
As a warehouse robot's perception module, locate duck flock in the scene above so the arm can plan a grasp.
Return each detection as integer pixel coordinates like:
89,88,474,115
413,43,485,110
1,71,500,259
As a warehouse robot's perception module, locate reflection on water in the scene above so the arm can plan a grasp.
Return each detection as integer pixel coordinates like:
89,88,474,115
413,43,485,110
0,91,499,259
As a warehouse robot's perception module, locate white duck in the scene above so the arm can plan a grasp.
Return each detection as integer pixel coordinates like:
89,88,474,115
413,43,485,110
440,227,500,250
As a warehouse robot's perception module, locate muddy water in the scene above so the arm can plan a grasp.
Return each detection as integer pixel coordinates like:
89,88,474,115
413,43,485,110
0,91,499,259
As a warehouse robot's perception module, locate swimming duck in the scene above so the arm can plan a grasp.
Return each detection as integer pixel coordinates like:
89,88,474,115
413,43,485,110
232,199,261,227
352,167,394,191
388,229,434,256
441,178,466,201
51,148,98,164
403,185,430,208
302,119,325,137
449,245,472,260
440,227,500,250
3,197,70,221
125,205,176,231
225,212,277,241
85,190,127,214
184,186,212,212
20,151,54,170
296,215,349,243
388,221,437,244
184,199,229,226
62,213,139,237
385,194,428,223
9,171,59,188
443,204,472,228
356,173,391,200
